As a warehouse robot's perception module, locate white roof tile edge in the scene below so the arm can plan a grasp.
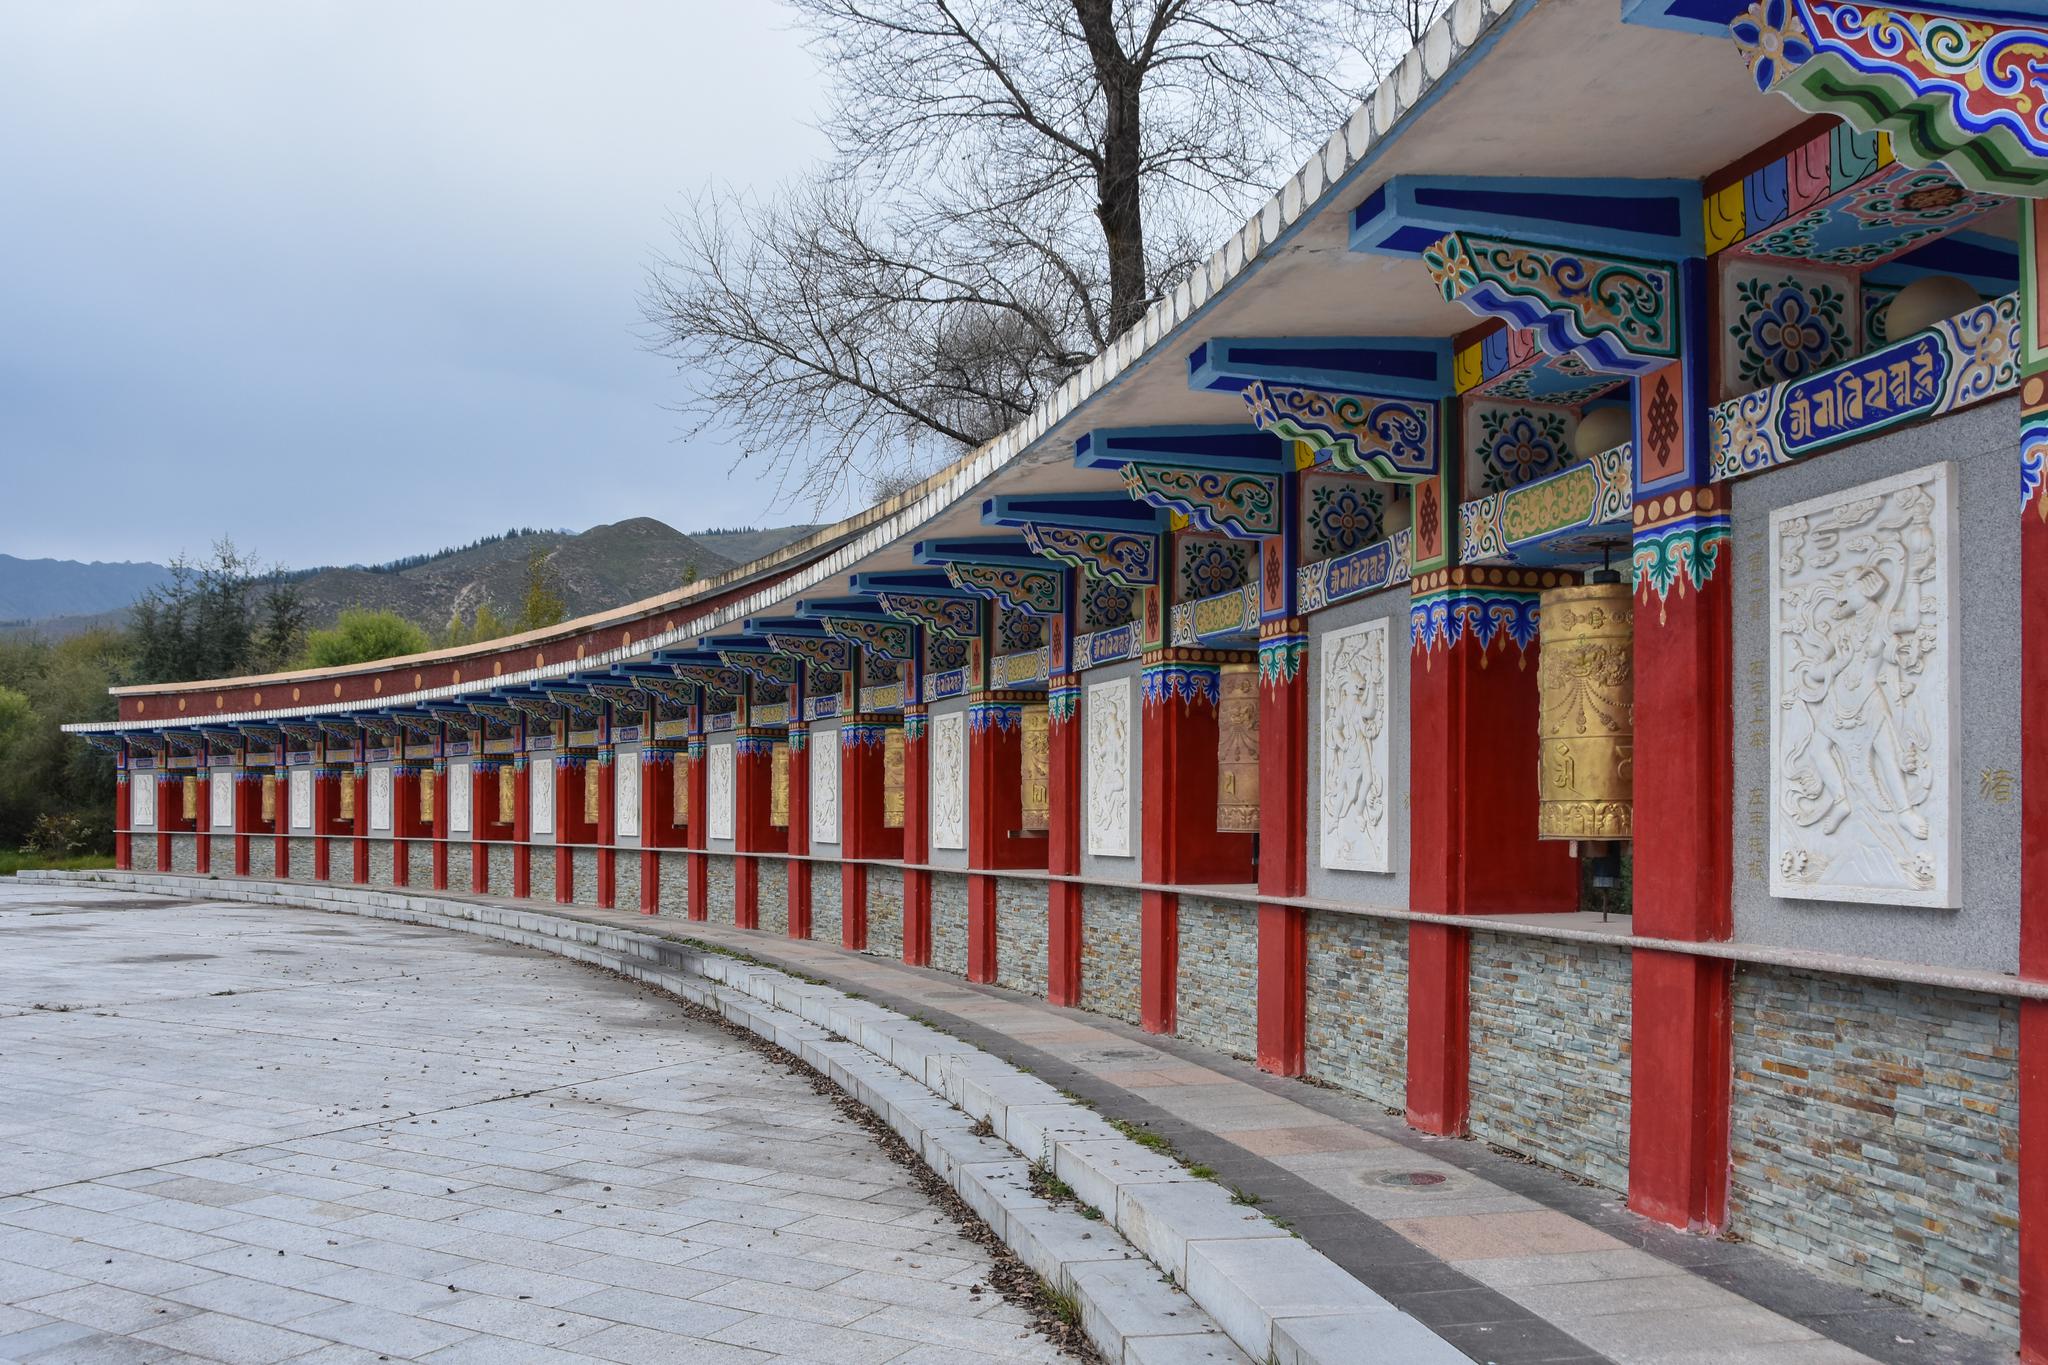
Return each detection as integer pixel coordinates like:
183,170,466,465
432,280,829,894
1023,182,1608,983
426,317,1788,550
67,0,1518,736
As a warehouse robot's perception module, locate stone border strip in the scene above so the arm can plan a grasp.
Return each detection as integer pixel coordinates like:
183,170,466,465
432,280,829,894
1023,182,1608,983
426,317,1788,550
20,871,1467,1365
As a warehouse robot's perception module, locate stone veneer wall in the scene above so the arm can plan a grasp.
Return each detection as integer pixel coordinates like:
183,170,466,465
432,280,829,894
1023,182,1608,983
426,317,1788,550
993,877,1048,998
757,860,788,937
1080,885,1141,1025
658,852,690,916
569,849,600,908
1175,897,1257,1060
408,844,435,890
488,845,516,898
211,836,235,872
1730,965,2018,1338
615,855,640,914
170,836,196,874
1467,933,1632,1193
1303,910,1408,1108
707,854,736,923
289,839,314,879
326,841,353,883
528,848,555,900
867,867,905,960
930,873,968,977
811,863,843,945
368,842,394,886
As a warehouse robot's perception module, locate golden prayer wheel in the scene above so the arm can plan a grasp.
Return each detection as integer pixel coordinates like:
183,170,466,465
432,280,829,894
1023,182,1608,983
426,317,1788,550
1536,576,1634,842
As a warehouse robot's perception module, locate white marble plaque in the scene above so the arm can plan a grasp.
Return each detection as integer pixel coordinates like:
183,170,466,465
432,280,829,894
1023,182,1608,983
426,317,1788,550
930,712,966,851
1770,461,1959,907
289,769,312,830
708,743,735,841
207,771,230,829
130,773,155,827
615,755,640,839
1320,617,1391,872
810,729,840,846
449,762,472,834
1085,677,1132,858
529,758,554,836
367,767,392,833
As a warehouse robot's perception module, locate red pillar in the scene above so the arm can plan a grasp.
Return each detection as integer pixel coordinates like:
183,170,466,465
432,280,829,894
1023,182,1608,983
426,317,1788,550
512,755,533,898
2015,198,2047,1362
1406,568,1576,1135
732,735,777,929
1046,680,1083,1006
787,725,812,939
687,742,709,920
1256,624,1310,1075
113,751,132,871
156,772,174,872
470,762,493,894
431,760,449,891
554,758,575,905
273,768,290,878
899,715,928,963
640,749,666,914
596,747,617,909
391,766,415,888
232,768,254,877
312,758,333,880
840,722,892,952
350,766,369,883
195,770,213,875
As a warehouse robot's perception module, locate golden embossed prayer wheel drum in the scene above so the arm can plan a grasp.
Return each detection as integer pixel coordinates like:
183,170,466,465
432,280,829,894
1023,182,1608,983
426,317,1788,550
1536,577,1634,841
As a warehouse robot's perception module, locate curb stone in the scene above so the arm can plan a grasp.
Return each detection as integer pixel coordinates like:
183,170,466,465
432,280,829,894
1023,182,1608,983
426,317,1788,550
17,870,1468,1364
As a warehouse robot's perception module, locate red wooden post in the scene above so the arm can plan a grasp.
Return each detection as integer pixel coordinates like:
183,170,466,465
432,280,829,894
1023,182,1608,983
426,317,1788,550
554,757,575,905
195,765,213,875
1046,677,1083,1006
431,758,450,891
156,771,174,872
2016,198,2047,1362
350,764,368,883
1406,567,1577,1135
232,765,254,877
113,745,132,871
732,734,776,929
511,754,533,898
687,741,709,920
596,746,617,909
787,723,812,938
390,766,414,888
470,761,492,894
640,748,665,914
899,713,928,963
273,764,290,878
1256,622,1310,1075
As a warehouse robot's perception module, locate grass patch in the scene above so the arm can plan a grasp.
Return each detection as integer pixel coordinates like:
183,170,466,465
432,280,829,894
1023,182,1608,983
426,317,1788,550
0,850,116,877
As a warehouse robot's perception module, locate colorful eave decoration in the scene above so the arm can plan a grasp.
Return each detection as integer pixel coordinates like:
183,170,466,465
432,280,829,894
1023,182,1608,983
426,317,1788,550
543,689,605,726
668,664,747,698
821,615,916,662
873,591,982,642
1730,0,2048,195
765,631,855,674
942,561,1064,617
1423,231,1679,376
1119,464,1282,539
717,651,798,689
1019,523,1158,588
1460,443,1633,566
1241,382,1439,481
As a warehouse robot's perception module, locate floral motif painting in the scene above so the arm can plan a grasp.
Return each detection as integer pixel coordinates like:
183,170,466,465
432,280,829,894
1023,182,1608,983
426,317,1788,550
1469,401,1574,494
1176,537,1253,603
1305,477,1387,559
1723,266,1855,395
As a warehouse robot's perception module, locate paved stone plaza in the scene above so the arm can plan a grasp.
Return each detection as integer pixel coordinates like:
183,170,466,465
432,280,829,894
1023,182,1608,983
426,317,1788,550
0,882,1077,1363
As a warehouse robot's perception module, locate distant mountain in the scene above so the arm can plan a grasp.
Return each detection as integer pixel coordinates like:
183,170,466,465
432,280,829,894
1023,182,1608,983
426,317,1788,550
689,524,823,564
0,554,172,622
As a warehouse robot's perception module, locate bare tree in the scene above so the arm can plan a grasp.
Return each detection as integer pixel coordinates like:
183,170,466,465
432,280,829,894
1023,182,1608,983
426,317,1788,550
645,0,1451,507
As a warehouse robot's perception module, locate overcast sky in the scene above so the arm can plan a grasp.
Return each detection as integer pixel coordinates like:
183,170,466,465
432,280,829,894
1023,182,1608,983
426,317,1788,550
2,2,839,567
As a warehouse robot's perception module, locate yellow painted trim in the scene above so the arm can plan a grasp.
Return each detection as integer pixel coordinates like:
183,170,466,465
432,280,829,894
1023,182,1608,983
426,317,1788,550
1705,180,1746,256
1454,344,1484,394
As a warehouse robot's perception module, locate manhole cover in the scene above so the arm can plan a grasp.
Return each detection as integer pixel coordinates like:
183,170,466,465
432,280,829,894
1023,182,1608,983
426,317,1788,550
1376,1171,1449,1188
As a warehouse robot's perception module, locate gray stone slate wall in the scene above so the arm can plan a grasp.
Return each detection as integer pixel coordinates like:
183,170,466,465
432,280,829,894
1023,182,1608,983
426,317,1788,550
1080,885,1141,1025
288,839,315,880
527,847,554,900
408,843,435,890
487,845,515,898
569,849,600,908
993,877,1048,998
1468,933,1633,1193
930,872,968,977
1731,965,2018,1338
615,854,641,914
211,836,235,873
657,852,690,917
368,841,394,887
1175,896,1257,1060
757,859,788,937
811,863,843,946
707,854,736,923
326,841,353,883
1303,910,1408,1108
170,836,196,874
867,867,906,961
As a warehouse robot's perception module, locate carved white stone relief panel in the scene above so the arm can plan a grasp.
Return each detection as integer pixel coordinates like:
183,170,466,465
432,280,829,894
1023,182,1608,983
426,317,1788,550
1086,677,1132,858
131,772,155,826
1770,460,1958,908
289,769,311,830
1320,617,1392,872
930,711,966,851
448,763,471,834
708,744,736,842
529,758,554,836
615,755,640,839
368,767,392,833
810,728,840,846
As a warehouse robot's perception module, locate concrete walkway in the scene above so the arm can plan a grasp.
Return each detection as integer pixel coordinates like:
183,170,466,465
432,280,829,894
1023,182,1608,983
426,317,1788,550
0,883,1082,1364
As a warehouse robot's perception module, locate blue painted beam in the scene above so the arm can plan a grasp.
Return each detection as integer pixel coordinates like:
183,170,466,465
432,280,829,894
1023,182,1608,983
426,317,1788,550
1619,0,2030,35
1351,175,1704,259
981,492,1170,532
793,598,893,620
1073,425,1293,472
848,570,979,597
1866,230,2021,296
1187,336,1452,397
910,536,1046,569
